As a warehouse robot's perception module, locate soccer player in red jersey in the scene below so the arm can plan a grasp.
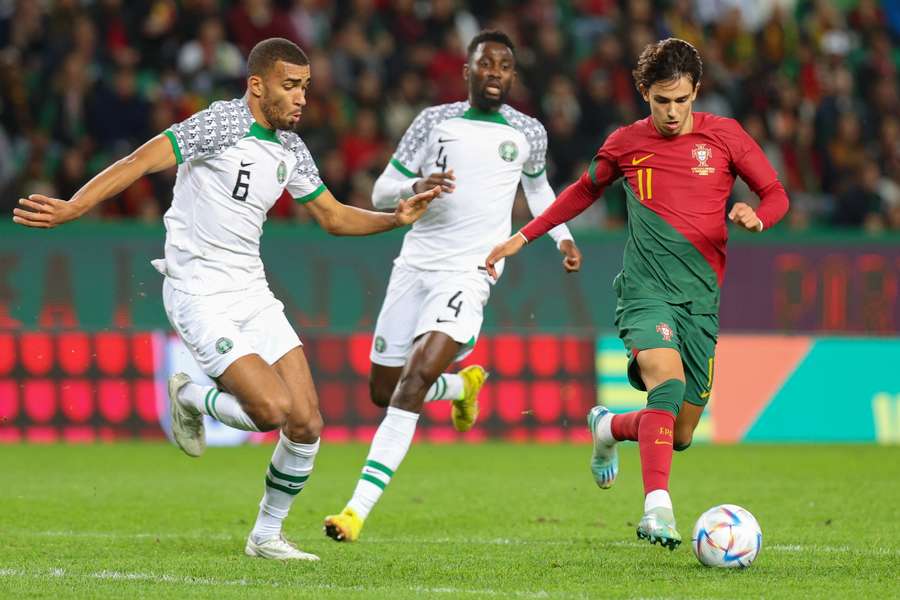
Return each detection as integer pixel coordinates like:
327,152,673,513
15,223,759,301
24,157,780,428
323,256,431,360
485,38,789,550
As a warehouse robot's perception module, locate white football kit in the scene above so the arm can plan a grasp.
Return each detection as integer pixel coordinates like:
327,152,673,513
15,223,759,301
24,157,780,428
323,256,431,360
155,97,325,377
369,101,573,366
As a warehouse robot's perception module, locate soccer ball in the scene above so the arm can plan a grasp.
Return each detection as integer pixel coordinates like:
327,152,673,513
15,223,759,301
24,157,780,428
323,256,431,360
691,504,762,568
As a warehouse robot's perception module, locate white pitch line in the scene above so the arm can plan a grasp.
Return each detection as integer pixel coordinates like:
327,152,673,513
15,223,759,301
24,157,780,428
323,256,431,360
767,544,900,557
15,530,900,557
0,567,568,599
610,540,900,557
21,530,235,541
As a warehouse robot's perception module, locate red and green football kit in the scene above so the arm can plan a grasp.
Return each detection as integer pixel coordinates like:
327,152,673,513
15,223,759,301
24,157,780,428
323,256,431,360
520,112,789,408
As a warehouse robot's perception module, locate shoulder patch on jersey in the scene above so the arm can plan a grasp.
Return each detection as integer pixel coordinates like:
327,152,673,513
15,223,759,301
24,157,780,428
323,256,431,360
393,102,467,169
167,98,253,163
280,131,324,189
500,105,547,176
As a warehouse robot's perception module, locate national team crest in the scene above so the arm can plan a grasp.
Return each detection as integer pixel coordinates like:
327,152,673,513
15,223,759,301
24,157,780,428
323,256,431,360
215,337,234,355
691,144,716,176
656,322,674,342
277,160,287,184
499,141,518,162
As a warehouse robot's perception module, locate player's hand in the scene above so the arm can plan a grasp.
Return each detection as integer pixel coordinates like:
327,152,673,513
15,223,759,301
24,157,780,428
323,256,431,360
414,170,455,194
485,233,527,279
12,194,82,229
395,185,441,226
728,202,763,232
558,239,582,273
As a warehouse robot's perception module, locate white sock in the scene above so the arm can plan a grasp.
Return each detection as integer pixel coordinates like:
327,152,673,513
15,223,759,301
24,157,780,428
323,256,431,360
644,489,673,513
251,432,319,542
596,410,616,446
347,406,419,519
424,374,464,402
178,383,259,431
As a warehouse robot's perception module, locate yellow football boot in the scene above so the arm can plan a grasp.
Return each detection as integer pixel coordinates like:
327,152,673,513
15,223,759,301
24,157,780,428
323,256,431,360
452,365,487,432
324,507,364,542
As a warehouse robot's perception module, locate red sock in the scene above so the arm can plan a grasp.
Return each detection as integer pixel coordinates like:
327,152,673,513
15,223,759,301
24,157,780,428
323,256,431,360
637,409,675,495
611,410,644,441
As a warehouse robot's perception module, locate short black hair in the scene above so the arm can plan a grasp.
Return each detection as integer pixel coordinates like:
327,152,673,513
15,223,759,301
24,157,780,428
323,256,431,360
632,38,702,91
247,37,309,76
466,30,515,62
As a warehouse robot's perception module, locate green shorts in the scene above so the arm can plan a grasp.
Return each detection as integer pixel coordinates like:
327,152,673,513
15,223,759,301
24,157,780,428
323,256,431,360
614,297,718,407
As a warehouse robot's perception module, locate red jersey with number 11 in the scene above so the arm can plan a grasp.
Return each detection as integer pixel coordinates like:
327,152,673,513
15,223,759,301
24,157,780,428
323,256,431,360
520,112,789,314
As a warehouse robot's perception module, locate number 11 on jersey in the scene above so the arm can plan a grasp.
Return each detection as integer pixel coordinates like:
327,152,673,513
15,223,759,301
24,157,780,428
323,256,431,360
636,168,652,201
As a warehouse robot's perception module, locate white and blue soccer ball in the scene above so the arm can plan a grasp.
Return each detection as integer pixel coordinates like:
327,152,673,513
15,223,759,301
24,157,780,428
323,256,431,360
691,504,762,568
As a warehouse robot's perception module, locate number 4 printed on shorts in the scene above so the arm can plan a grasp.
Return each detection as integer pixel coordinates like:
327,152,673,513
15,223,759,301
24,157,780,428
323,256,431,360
437,291,463,323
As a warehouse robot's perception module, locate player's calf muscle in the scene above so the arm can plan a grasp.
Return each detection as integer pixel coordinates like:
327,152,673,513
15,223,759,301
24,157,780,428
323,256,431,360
369,380,393,408
391,370,436,411
673,428,693,450
369,366,402,408
283,410,323,442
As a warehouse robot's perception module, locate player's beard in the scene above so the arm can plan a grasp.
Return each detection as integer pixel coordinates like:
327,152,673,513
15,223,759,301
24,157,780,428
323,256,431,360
472,82,506,112
260,90,290,131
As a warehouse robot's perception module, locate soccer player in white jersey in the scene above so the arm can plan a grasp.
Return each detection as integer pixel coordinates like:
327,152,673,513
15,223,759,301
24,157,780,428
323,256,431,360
323,30,583,542
12,38,440,561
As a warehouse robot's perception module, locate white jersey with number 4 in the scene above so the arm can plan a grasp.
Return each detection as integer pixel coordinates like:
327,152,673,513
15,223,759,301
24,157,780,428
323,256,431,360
157,98,325,295
372,101,572,274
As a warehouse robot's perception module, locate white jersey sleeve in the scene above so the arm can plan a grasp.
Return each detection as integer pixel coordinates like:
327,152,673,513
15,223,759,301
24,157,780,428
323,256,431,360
164,99,252,164
514,114,548,178
515,120,573,246
283,133,326,204
390,102,467,177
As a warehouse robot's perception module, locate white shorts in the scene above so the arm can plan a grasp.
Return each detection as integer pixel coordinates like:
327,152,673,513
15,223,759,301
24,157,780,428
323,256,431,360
370,264,492,367
162,279,301,378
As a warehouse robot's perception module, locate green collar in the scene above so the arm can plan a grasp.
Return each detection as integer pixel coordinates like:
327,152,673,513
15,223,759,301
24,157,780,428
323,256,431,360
462,106,509,126
245,122,279,143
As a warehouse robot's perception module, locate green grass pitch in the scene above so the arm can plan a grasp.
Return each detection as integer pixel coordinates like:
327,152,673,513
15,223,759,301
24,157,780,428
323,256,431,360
1,442,898,599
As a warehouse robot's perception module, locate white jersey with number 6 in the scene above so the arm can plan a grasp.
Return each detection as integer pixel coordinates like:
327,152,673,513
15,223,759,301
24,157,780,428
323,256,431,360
157,97,325,296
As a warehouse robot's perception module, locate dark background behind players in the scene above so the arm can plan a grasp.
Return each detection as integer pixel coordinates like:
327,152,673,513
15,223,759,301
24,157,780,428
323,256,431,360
1,0,898,232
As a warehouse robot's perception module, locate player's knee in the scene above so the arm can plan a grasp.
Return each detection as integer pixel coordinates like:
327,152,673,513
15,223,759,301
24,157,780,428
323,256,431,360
285,411,323,442
248,394,292,432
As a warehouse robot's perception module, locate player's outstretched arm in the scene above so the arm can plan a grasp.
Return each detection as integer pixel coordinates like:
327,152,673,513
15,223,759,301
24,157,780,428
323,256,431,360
484,233,527,279
12,135,176,229
372,164,455,210
304,185,441,236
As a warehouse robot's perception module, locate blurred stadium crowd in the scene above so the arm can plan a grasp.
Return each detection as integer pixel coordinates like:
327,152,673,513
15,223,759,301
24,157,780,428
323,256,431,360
1,0,898,232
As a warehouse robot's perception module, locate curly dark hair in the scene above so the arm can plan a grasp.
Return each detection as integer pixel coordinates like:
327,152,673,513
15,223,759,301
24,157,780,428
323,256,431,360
466,29,516,62
632,38,702,91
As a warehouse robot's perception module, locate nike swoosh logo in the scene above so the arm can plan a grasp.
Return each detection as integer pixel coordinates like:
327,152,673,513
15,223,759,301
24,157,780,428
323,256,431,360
436,318,456,323
437,138,458,143
631,153,654,165
240,160,255,167
699,391,710,399
654,439,673,445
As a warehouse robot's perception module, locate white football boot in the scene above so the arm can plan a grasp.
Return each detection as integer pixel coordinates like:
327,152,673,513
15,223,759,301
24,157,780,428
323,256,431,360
245,534,320,561
168,372,206,457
